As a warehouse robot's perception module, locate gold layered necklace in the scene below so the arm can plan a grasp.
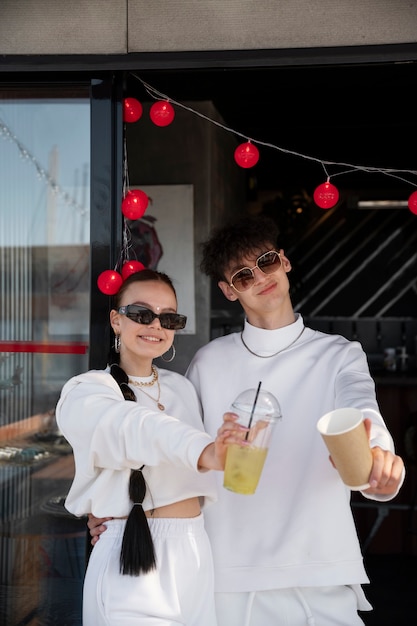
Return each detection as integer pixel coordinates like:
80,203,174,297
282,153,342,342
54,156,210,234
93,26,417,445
128,365,165,411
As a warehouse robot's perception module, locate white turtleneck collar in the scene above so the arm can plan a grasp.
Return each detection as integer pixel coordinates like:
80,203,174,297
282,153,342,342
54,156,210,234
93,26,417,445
241,313,305,357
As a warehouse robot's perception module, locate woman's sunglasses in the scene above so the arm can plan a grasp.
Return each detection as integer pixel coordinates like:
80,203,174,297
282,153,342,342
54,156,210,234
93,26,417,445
118,305,187,330
229,250,281,293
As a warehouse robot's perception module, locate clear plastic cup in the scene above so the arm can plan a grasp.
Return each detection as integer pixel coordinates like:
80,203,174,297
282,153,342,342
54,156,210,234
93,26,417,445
223,388,282,495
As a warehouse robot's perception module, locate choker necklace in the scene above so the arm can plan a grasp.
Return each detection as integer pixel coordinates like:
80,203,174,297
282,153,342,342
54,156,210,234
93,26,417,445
240,326,305,359
128,365,158,387
128,366,165,410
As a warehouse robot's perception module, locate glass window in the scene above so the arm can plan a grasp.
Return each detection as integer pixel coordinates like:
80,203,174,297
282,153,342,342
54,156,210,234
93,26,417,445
0,86,90,625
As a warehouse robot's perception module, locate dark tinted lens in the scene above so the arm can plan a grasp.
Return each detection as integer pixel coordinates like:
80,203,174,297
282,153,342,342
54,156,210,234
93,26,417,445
122,306,186,330
159,314,187,330
232,268,254,291
125,306,154,324
258,251,280,273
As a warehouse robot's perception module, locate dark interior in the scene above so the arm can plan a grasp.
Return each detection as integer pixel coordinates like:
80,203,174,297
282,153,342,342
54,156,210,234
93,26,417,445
129,60,416,192
126,63,417,626
127,60,417,367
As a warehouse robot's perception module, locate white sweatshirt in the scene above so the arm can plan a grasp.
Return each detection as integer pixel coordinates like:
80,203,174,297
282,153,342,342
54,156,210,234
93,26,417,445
56,367,217,518
186,314,402,596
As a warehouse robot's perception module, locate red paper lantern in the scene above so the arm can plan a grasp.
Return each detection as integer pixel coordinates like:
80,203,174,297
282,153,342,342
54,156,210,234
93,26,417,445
121,189,149,220
149,101,175,127
97,270,123,295
122,260,145,279
123,97,143,123
313,181,340,209
408,190,417,215
234,142,260,169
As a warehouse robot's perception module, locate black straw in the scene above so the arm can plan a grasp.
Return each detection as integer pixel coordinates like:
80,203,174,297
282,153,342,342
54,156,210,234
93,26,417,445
245,381,262,440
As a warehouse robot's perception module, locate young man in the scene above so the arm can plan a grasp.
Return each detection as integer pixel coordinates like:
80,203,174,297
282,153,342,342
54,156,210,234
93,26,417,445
89,215,404,626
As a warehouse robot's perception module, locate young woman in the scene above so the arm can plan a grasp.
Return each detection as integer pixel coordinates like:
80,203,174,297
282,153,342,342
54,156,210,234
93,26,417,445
56,269,244,626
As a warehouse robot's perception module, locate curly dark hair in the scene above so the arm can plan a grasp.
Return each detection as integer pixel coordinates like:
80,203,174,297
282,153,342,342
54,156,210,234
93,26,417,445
200,214,280,283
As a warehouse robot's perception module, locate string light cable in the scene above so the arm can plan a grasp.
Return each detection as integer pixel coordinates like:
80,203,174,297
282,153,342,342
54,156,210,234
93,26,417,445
132,74,417,192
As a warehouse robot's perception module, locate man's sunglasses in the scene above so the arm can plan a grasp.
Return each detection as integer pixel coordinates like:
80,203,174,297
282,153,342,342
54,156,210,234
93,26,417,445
118,305,187,330
229,250,281,293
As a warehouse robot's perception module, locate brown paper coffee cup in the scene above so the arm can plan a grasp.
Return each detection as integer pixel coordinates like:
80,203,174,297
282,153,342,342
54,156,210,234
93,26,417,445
317,408,372,490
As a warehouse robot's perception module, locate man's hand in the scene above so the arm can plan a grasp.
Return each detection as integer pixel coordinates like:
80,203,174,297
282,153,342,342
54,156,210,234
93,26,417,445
328,418,405,497
87,513,113,546
362,419,405,496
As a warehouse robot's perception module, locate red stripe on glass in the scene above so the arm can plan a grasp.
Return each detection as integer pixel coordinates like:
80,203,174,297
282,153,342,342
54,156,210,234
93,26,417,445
0,341,88,354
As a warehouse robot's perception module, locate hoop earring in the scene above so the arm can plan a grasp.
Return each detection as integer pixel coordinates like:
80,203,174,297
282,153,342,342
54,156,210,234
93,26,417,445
161,344,175,363
114,334,121,354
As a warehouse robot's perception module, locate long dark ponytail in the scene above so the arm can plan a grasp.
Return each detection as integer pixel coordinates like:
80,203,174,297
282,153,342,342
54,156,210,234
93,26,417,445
109,362,156,575
109,269,178,576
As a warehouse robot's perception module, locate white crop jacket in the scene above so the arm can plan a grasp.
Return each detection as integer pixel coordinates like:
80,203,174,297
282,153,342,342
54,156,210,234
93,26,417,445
56,367,217,518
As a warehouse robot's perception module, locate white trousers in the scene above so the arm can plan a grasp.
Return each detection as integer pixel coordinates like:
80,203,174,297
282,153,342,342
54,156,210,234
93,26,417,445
83,515,217,626
214,584,372,626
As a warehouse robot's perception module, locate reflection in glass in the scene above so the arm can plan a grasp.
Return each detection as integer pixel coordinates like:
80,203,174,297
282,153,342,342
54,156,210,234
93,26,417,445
0,87,90,625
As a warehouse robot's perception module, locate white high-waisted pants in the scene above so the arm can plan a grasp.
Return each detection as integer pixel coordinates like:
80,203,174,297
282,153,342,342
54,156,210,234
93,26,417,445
214,584,372,626
83,515,217,626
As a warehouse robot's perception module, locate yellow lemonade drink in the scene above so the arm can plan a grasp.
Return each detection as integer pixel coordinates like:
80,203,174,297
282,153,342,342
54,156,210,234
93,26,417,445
223,444,269,495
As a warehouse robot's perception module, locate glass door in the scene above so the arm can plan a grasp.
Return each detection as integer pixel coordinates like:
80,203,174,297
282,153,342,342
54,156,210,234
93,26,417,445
0,85,90,625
